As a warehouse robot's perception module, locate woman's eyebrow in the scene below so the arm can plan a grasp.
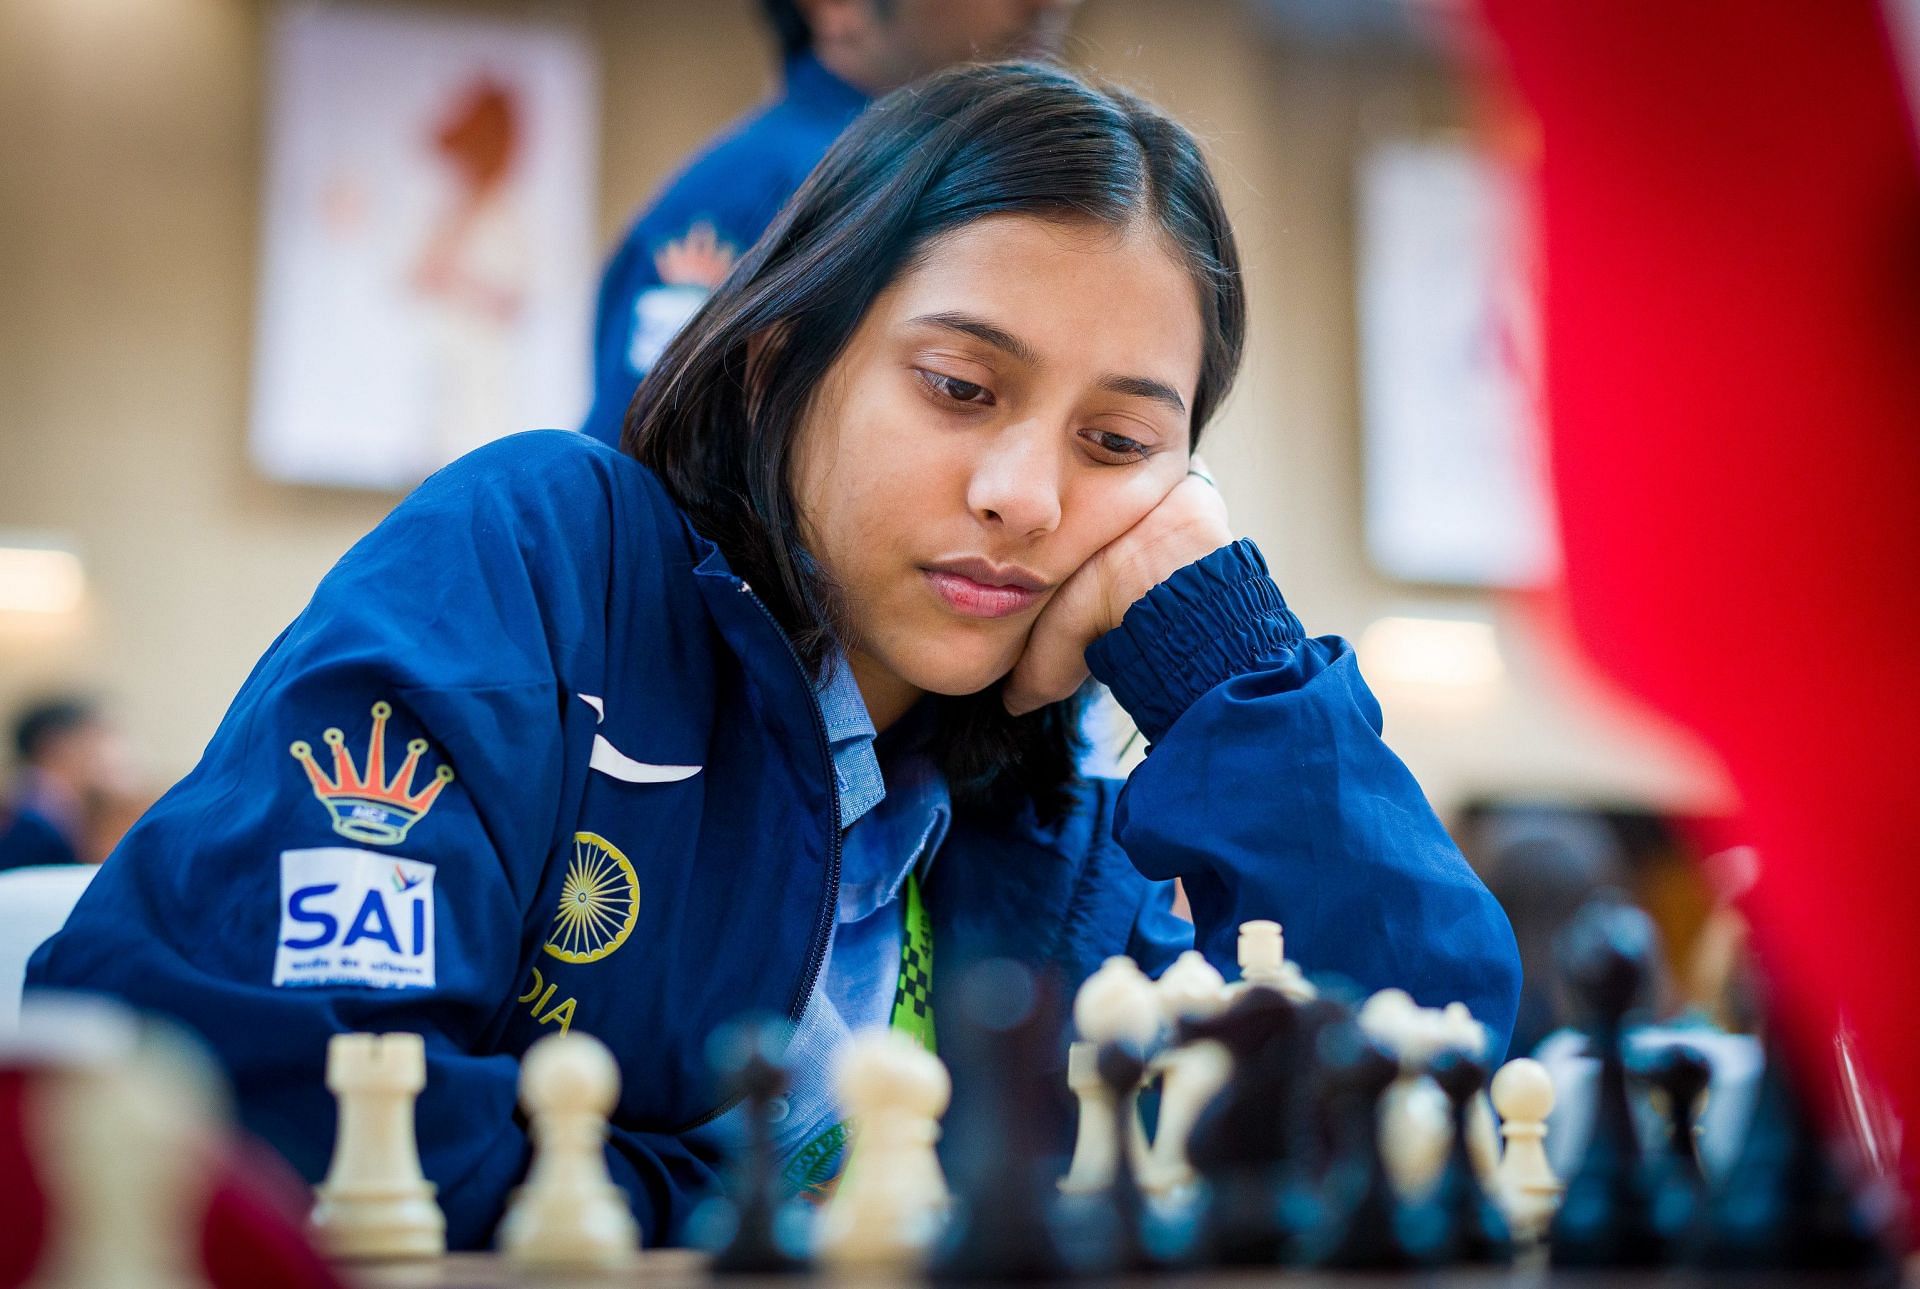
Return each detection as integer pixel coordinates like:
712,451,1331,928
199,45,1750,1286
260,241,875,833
1099,374,1187,415
908,311,1187,414
908,311,1040,364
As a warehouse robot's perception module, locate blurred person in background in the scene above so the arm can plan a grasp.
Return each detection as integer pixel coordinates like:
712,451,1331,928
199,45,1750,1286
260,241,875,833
1458,802,1627,1058
0,698,136,871
582,0,1082,444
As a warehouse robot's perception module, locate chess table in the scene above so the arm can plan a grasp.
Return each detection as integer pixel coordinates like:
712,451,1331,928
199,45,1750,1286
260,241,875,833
348,1250,1914,1289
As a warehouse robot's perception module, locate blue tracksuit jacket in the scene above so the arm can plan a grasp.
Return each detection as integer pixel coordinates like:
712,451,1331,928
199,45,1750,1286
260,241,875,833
582,52,868,446
28,430,1518,1248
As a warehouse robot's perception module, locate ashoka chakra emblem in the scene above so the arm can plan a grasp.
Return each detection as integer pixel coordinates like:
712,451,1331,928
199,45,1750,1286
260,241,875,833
543,832,640,964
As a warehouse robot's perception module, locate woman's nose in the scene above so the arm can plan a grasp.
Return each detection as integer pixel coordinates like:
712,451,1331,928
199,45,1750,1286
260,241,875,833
966,424,1063,538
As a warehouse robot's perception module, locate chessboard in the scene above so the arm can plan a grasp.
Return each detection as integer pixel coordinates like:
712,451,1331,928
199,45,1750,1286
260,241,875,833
343,1253,1898,1289
3,904,1904,1287
350,1247,711,1289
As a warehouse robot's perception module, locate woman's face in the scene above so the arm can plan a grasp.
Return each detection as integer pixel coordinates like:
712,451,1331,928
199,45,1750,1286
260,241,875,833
791,213,1205,722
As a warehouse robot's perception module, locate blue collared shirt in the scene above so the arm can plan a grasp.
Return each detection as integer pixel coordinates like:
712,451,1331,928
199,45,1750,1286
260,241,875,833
686,649,950,1190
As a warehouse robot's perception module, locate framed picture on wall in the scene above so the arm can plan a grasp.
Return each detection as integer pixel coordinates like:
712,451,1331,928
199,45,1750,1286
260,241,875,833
1355,137,1557,588
249,2,599,489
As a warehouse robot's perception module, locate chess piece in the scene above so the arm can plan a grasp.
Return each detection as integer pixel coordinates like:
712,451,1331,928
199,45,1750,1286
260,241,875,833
1358,989,1495,1199
1548,899,1664,1267
1140,1045,1231,1198
1302,1020,1415,1269
1356,990,1444,1197
1090,1041,1155,1273
308,1033,446,1260
710,1021,808,1275
1059,1042,1117,1195
25,1020,227,1289
498,1031,639,1268
1641,1042,1712,1246
932,958,1071,1282
817,1028,952,1269
1140,951,1231,1196
1185,987,1302,1265
1231,920,1315,1002
1490,1056,1562,1242
1693,1035,1901,1272
1401,1051,1512,1266
1156,948,1229,1022
1059,955,1158,1194
1282,993,1359,1181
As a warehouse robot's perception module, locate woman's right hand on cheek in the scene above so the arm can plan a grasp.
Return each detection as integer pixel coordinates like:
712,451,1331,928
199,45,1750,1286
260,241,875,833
1001,459,1232,717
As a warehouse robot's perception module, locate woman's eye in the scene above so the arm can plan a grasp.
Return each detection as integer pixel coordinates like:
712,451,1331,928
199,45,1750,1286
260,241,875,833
920,370,993,406
1084,430,1151,463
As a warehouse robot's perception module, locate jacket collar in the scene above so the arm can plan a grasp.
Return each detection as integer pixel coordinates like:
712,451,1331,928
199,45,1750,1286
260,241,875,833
780,50,871,126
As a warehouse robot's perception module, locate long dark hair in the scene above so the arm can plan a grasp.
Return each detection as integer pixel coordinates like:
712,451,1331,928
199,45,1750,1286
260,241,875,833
626,60,1245,828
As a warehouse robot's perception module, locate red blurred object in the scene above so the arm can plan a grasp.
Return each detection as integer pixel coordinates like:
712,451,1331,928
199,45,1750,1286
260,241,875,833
0,1072,48,1288
201,1141,347,1289
1479,0,1920,1208
0,1066,343,1289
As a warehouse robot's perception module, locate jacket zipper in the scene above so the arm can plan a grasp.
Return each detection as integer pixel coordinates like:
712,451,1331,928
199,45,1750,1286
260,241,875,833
672,577,842,1133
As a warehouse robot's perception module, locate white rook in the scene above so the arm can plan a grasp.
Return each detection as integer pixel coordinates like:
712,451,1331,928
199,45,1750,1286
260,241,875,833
309,1032,446,1260
1238,920,1285,987
1230,919,1318,1003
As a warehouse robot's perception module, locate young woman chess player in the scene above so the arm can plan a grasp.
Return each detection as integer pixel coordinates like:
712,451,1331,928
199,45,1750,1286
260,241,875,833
30,62,1520,1248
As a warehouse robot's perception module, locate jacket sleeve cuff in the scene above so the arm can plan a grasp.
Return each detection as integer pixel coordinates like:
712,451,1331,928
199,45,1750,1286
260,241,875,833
1085,539,1303,746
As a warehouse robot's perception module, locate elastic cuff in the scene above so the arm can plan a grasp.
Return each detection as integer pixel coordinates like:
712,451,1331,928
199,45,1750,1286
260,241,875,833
1085,539,1302,745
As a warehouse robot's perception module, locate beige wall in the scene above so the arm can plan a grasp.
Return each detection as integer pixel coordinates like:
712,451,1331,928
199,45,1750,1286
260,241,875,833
0,0,1728,815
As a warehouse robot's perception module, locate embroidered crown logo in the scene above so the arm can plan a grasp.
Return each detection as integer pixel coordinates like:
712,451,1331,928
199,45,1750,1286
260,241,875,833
290,702,454,846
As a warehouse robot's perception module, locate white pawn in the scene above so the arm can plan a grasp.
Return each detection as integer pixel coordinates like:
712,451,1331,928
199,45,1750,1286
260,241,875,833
309,1032,446,1260
1140,951,1232,1196
499,1031,639,1268
817,1029,952,1268
1059,956,1159,1194
26,1018,224,1289
1231,920,1317,1002
1491,1057,1562,1242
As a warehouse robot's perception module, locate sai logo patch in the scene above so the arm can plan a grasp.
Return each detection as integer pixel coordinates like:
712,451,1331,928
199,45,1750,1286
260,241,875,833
275,847,436,989
542,832,639,964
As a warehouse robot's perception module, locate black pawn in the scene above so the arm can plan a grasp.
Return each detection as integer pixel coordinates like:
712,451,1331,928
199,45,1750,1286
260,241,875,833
1403,1050,1512,1266
1184,987,1301,1265
1641,1043,1712,1243
932,958,1071,1282
1301,1021,1415,1270
1549,898,1666,1267
709,1022,808,1275
1092,1040,1154,1273
1693,1034,1901,1274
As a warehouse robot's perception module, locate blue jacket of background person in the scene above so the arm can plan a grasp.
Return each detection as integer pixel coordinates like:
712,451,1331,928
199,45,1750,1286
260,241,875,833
582,53,868,447
0,802,79,872
28,430,1520,1249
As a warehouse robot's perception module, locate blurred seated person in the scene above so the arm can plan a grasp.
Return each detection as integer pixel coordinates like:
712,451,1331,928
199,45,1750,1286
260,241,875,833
1457,800,1627,1057
582,0,1081,445
0,698,136,871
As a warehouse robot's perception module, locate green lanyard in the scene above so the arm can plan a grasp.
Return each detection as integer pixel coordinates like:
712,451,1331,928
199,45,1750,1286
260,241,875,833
889,869,936,1052
782,871,935,1196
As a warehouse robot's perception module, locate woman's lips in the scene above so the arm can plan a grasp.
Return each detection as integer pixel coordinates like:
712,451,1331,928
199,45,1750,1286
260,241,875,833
923,569,1044,619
